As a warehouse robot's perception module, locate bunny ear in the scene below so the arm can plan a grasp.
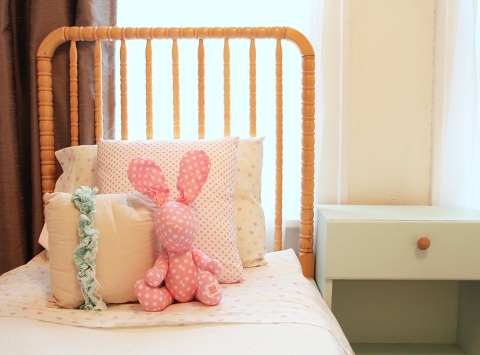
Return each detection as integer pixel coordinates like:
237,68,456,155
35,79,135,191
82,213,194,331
128,157,170,206
176,150,211,205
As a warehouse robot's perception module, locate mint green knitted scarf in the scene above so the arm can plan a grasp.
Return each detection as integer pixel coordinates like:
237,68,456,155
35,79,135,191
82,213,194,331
72,186,107,311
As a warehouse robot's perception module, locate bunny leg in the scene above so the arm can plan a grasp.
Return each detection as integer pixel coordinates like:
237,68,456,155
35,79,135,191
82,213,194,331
192,249,223,278
195,271,222,306
135,279,174,312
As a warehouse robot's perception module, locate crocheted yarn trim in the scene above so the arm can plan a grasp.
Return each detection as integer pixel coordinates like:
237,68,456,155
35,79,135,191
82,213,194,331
72,186,107,311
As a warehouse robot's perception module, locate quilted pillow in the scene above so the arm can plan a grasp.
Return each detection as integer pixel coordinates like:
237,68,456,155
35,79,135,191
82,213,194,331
97,137,243,283
45,191,160,309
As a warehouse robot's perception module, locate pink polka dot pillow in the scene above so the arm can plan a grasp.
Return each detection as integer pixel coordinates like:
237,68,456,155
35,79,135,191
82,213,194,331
97,137,243,284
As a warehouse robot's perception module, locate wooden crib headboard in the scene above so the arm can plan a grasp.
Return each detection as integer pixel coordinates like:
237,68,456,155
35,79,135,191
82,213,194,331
37,26,315,277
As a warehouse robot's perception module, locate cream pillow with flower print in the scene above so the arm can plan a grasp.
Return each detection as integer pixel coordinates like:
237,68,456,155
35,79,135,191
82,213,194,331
236,137,267,267
54,145,98,192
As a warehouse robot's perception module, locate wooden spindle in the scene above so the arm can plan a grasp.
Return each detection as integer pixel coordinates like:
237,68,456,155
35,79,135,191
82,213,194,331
224,38,231,137
120,39,128,140
94,39,103,142
274,39,283,252
69,41,79,146
146,39,153,139
249,39,257,137
299,55,315,278
37,57,55,196
172,39,180,139
198,39,205,139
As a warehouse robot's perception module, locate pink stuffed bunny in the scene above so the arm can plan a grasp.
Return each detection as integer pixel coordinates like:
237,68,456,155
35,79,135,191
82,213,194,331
128,150,223,312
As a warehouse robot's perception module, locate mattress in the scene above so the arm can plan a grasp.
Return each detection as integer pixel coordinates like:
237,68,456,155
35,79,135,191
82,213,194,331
0,250,353,355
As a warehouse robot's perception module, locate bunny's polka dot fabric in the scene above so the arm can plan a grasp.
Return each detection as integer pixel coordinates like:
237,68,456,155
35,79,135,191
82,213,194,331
97,137,243,283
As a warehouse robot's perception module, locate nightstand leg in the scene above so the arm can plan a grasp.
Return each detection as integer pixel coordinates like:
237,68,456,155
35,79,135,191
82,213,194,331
324,279,333,309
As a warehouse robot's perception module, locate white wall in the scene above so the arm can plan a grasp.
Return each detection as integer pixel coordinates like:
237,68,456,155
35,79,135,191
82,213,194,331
346,0,435,205
318,0,435,206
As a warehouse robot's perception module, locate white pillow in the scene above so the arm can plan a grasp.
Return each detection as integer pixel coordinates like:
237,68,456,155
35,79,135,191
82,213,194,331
45,191,160,309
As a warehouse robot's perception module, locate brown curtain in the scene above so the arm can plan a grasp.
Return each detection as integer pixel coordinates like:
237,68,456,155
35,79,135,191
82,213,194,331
0,0,117,274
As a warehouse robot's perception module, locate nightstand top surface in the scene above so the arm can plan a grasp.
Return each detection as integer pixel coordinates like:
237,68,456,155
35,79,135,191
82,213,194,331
317,205,480,222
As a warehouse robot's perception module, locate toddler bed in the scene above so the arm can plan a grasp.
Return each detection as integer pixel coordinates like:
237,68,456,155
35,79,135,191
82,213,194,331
0,26,353,354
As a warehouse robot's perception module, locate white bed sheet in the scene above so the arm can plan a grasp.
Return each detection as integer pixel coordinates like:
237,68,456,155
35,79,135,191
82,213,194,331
0,250,354,355
1,318,345,355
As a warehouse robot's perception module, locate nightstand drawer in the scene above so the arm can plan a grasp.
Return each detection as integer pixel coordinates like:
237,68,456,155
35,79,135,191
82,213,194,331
316,206,480,282
325,221,480,280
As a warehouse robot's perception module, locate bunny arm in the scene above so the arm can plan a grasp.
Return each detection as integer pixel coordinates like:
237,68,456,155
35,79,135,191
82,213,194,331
192,249,223,279
145,251,169,287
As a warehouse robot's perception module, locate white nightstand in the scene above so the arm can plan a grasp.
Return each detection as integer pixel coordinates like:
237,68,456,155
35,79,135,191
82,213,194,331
315,205,480,355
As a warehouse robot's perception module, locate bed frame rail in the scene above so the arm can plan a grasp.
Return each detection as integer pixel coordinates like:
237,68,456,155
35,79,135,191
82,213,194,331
37,26,315,277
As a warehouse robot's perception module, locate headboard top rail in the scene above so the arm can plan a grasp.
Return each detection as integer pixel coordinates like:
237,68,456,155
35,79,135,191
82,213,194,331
37,26,314,58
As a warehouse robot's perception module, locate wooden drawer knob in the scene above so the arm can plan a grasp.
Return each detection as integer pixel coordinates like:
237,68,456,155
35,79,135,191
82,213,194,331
417,237,430,250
